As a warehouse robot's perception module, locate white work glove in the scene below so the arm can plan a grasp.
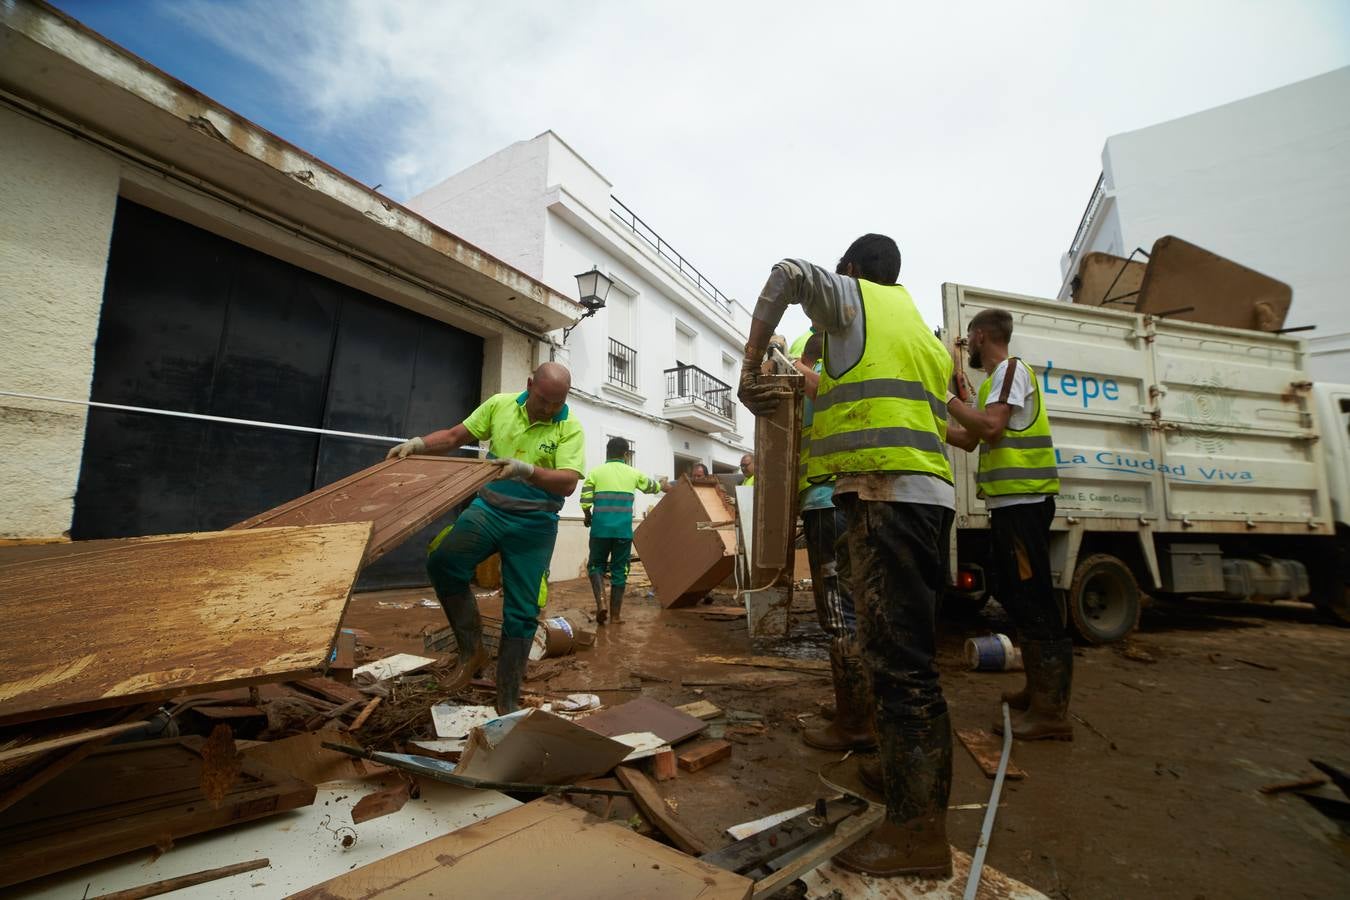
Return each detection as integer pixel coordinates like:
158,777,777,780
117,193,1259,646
490,457,536,482
386,436,426,460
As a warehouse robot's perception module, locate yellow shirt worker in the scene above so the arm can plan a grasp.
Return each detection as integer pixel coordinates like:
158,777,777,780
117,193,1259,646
580,436,664,624
386,362,585,715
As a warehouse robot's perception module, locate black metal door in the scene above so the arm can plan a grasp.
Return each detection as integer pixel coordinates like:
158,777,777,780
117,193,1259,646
72,199,484,589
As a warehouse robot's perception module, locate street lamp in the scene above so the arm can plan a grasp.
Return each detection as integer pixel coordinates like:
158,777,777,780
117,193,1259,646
563,267,614,341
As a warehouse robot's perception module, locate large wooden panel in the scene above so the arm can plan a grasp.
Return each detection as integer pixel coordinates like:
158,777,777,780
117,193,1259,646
1073,251,1147,307
229,456,496,562
0,522,370,726
751,375,802,585
633,478,736,608
287,796,752,900
1137,235,1292,331
0,736,316,889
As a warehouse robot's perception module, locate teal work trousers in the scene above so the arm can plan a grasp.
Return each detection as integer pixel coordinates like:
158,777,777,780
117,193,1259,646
587,535,632,586
427,498,556,639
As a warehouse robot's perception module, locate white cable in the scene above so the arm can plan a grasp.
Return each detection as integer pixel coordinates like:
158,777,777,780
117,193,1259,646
0,390,483,451
964,702,1013,900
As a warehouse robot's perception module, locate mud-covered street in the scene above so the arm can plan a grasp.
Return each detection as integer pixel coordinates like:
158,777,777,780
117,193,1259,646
345,571,1350,900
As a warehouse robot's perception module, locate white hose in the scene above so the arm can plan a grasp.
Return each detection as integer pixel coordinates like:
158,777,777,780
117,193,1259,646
964,701,1012,900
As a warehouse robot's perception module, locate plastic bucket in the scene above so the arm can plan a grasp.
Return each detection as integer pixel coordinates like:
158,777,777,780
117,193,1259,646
530,616,577,661
965,634,1023,671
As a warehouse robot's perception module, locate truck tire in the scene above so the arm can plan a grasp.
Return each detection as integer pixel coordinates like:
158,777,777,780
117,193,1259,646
1068,554,1141,644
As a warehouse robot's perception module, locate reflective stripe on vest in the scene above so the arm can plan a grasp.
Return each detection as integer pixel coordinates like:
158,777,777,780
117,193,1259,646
976,360,1060,496
806,281,953,484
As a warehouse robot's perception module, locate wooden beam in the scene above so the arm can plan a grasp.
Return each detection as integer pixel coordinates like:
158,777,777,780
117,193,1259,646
89,857,270,900
615,766,707,855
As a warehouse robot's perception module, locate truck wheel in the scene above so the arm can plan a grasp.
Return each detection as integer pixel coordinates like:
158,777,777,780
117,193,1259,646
1069,554,1141,644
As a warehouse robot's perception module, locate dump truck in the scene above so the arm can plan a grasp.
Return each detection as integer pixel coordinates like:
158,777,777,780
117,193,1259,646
942,283,1350,642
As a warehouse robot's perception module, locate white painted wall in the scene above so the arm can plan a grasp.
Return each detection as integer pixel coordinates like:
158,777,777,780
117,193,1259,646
0,107,120,538
409,131,753,579
1059,67,1350,381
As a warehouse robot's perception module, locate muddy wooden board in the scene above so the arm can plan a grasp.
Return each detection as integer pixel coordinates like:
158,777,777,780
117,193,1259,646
289,796,752,899
0,522,370,727
1136,235,1292,331
0,736,315,889
751,374,802,586
1072,251,1147,307
229,455,496,563
956,728,1026,780
634,477,737,608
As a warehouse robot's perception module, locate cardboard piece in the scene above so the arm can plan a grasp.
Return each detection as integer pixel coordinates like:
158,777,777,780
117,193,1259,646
579,695,707,745
455,709,632,785
633,478,737,607
430,704,498,739
353,653,436,683
613,731,671,763
288,797,752,900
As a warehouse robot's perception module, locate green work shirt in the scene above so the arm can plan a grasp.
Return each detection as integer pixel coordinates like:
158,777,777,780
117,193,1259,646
463,392,586,516
581,459,661,539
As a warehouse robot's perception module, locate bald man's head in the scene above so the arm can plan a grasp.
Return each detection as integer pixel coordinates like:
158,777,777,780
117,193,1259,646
525,362,572,423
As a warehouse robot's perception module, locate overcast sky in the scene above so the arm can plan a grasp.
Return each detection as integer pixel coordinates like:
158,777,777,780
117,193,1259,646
58,1,1350,338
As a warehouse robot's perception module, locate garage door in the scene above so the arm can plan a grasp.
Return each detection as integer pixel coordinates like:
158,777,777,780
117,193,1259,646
72,199,484,589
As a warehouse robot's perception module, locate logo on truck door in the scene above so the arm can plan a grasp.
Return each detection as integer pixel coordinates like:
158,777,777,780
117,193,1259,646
1040,361,1120,409
1053,449,1254,484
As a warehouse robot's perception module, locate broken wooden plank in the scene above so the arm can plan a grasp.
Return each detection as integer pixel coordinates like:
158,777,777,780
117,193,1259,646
676,700,723,720
0,720,149,765
750,803,882,899
229,455,497,563
677,739,732,772
351,780,413,824
1259,775,1328,795
241,729,369,786
288,797,749,899
615,765,708,855
88,857,270,900
694,654,831,675
957,728,1027,780
0,522,370,728
0,736,314,889
294,677,366,707
348,697,382,731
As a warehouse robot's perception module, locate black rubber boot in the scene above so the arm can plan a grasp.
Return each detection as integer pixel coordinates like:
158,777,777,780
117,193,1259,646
836,712,953,878
997,638,1074,740
495,636,531,715
1001,639,1040,711
859,756,883,794
589,572,607,625
803,644,877,751
610,583,626,623
438,588,487,693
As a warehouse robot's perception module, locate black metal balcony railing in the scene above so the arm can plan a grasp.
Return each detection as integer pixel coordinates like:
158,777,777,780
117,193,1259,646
608,338,638,390
1066,172,1106,263
664,364,734,421
611,197,733,312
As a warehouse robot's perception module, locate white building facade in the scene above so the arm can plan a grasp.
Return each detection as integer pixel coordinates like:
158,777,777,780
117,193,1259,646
410,132,753,579
1057,66,1350,382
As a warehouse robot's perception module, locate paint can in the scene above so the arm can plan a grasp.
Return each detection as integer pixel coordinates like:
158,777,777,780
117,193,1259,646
965,634,1023,672
530,616,577,661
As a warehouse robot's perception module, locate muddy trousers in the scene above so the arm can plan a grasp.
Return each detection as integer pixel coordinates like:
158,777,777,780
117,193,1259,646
426,499,555,640
989,497,1063,642
838,495,954,824
587,536,632,587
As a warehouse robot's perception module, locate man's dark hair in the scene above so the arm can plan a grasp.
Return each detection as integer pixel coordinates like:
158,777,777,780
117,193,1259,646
606,436,629,459
837,233,901,284
969,308,1014,344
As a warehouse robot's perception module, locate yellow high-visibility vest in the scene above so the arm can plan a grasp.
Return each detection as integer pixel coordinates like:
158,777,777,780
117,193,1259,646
976,359,1060,496
807,281,952,484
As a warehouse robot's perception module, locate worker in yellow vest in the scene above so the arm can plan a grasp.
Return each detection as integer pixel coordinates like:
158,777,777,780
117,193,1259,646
739,453,756,486
580,437,665,624
738,234,957,878
945,308,1071,741
790,330,876,753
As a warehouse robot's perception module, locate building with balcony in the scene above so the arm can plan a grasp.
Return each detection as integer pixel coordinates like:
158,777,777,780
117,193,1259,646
1056,66,1350,382
409,132,753,577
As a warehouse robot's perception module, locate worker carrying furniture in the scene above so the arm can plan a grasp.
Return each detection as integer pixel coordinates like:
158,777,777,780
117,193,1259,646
739,234,957,878
790,330,877,754
580,436,666,625
945,308,1072,741
386,362,585,715
740,453,756,485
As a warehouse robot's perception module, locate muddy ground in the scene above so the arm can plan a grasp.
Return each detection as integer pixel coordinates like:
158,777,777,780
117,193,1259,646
344,571,1349,900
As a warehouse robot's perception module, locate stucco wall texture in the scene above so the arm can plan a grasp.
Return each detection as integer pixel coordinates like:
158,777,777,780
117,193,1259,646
0,108,119,538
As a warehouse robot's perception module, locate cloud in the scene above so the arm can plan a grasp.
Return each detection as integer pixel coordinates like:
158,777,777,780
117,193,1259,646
167,0,1350,336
